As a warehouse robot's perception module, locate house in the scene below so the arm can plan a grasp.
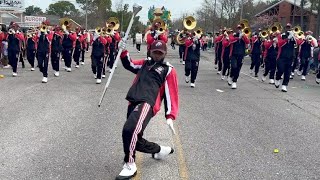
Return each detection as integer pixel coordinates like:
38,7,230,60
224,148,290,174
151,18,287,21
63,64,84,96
255,0,318,34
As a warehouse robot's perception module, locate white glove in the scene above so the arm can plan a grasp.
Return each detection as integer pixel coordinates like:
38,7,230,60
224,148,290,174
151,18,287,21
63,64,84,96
118,39,126,50
110,30,115,36
239,32,243,39
154,33,159,39
166,118,176,135
64,30,69,35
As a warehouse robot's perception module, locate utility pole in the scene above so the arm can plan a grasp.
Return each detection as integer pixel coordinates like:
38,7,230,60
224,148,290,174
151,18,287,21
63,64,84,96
213,0,217,33
85,0,88,29
240,0,244,20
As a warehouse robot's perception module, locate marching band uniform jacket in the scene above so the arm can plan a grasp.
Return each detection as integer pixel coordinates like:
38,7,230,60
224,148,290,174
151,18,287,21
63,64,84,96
120,50,179,120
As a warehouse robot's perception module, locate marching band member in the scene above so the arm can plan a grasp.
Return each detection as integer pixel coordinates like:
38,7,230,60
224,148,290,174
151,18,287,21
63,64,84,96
51,26,63,77
106,29,120,72
80,28,87,65
73,27,85,68
184,32,201,87
221,30,231,80
91,29,107,84
227,25,250,89
214,30,223,73
178,30,186,64
249,32,262,77
62,27,77,72
274,23,296,92
26,30,37,71
7,23,24,77
146,22,168,58
297,31,318,81
36,25,53,83
116,40,178,179
102,32,112,78
261,33,278,84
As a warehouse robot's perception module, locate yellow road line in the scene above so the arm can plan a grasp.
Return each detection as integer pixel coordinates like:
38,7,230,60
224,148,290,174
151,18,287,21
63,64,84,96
133,152,143,180
174,127,189,180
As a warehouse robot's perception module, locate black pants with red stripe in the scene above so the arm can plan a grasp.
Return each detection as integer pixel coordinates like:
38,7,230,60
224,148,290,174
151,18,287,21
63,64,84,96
250,53,261,75
230,54,244,82
122,102,160,163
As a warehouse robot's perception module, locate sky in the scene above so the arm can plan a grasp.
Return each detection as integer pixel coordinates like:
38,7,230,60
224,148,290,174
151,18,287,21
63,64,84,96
25,0,203,24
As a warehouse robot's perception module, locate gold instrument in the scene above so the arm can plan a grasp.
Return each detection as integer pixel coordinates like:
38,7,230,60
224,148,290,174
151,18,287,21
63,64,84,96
95,26,102,35
293,25,302,34
269,22,283,34
183,16,197,30
239,19,249,30
8,28,15,34
260,30,269,38
60,18,72,31
242,27,251,37
106,17,120,31
194,27,203,37
152,17,167,34
39,24,48,32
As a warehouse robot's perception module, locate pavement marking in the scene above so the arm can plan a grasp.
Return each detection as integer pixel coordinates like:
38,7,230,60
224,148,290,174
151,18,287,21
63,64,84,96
133,152,143,180
174,129,190,180
241,72,260,81
216,89,224,92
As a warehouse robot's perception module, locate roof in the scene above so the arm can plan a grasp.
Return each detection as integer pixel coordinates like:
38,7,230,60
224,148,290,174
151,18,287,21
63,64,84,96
255,0,318,17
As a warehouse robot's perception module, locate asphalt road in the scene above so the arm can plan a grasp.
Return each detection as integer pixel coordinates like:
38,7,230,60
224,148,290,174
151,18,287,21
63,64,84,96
0,42,320,180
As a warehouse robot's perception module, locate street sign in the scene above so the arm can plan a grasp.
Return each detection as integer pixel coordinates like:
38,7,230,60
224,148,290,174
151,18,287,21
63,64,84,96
24,16,46,24
0,0,24,11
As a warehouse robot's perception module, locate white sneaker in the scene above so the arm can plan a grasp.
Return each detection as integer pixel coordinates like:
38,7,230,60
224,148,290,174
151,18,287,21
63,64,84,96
31,68,35,71
80,62,85,65
12,72,17,77
185,76,190,83
138,51,140,53
250,69,253,74
182,61,185,65
152,146,174,160
190,83,195,88
214,64,218,69
261,76,267,82
42,77,48,83
227,77,233,86
269,79,275,84
67,68,71,72
290,75,293,79
3,65,10,69
96,79,101,84
316,78,320,84
217,71,221,75
102,74,106,78
231,82,237,89
116,162,137,179
54,71,59,77
94,74,97,79
108,69,112,73
275,80,280,88
221,75,225,80
75,65,79,68
297,71,302,76
301,75,306,81
281,85,287,92
291,72,294,76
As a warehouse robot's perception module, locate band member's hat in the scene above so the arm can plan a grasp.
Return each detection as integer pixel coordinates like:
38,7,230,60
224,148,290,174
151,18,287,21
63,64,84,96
150,40,167,53
286,23,292,27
